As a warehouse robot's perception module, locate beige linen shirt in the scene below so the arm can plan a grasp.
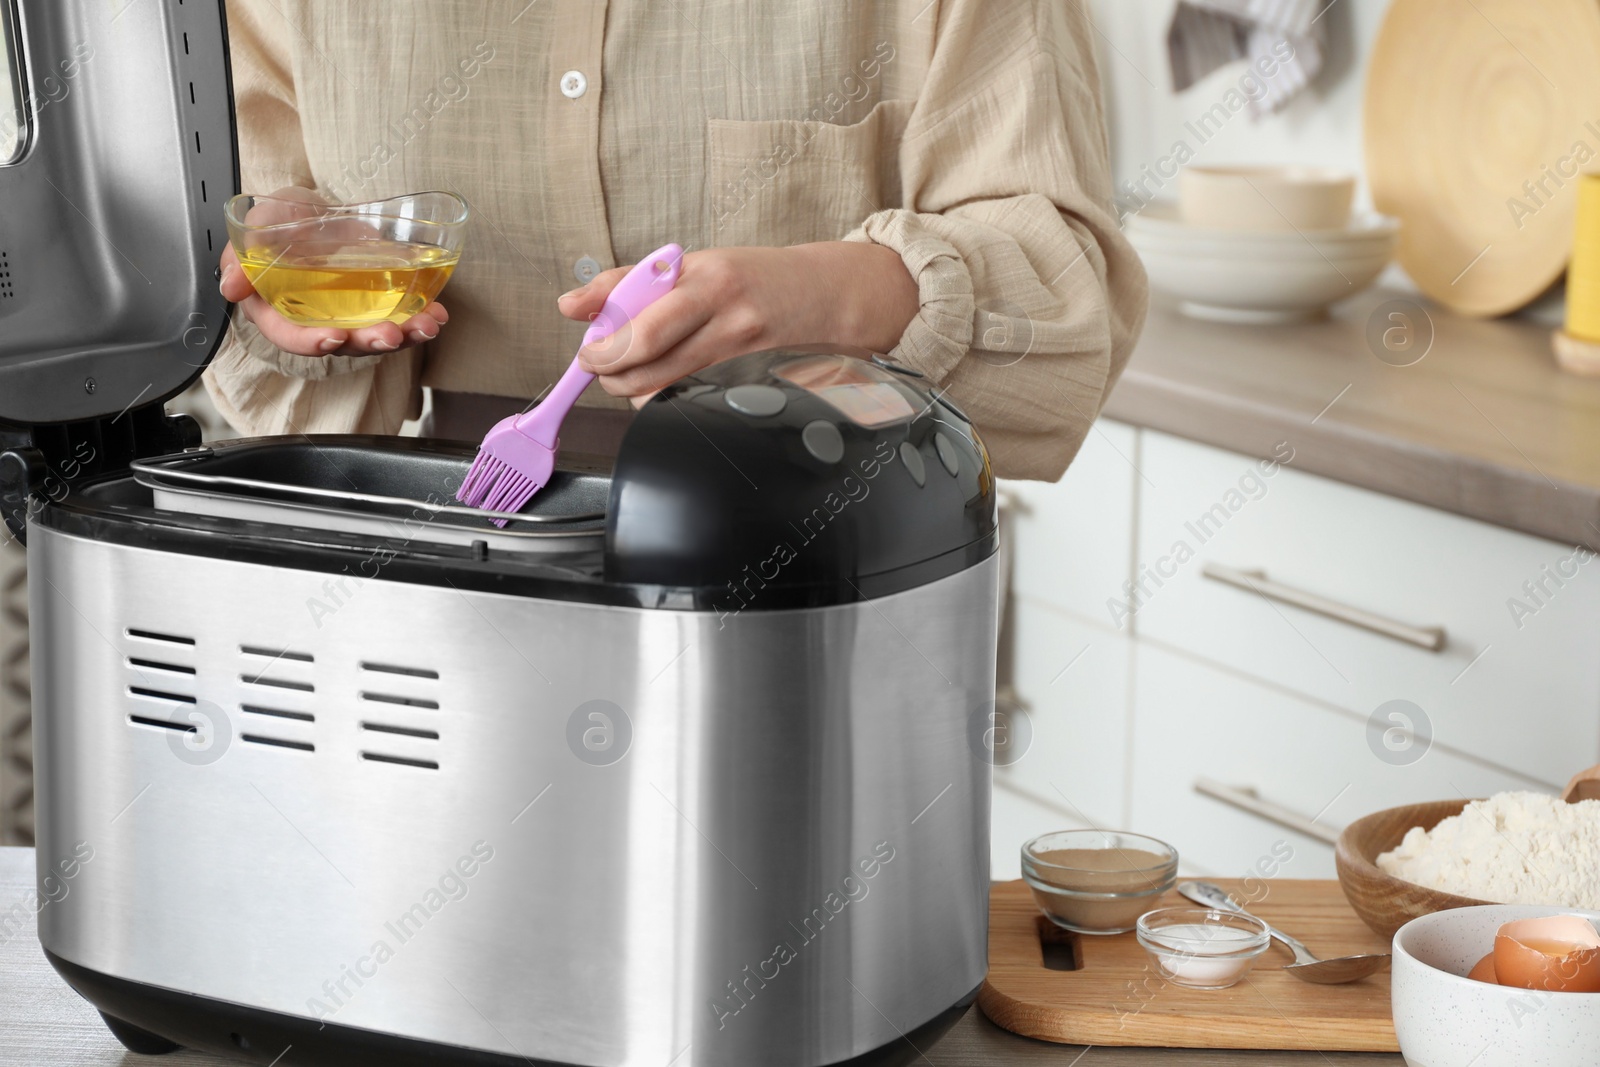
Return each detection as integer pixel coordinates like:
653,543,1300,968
206,0,1147,480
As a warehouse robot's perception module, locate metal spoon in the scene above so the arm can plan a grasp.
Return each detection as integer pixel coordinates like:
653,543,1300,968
1177,880,1390,985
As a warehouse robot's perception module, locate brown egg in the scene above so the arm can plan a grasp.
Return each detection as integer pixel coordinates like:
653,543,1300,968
1492,916,1600,993
1466,951,1498,985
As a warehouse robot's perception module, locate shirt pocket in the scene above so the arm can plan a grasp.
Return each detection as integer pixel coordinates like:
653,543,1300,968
706,98,914,248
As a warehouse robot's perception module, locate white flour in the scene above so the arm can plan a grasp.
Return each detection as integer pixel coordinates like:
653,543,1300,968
1377,791,1600,909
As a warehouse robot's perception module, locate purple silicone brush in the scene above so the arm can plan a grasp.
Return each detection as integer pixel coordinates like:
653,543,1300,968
456,243,683,521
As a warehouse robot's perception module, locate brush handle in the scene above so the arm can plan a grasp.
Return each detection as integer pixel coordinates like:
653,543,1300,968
516,244,684,448
580,244,685,347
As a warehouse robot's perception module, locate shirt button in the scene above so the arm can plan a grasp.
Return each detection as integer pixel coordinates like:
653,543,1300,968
574,256,602,283
560,70,588,99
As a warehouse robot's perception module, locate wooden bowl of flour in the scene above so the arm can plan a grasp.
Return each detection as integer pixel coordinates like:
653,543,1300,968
1336,799,1493,940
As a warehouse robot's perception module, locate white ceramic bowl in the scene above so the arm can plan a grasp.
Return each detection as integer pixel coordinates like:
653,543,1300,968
1180,165,1355,231
1126,202,1398,324
1392,904,1600,1067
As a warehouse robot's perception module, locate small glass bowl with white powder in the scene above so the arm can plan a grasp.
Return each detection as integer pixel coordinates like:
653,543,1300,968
1136,908,1272,989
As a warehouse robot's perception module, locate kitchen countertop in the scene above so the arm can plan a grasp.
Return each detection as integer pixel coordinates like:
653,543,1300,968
1102,290,1600,550
0,848,1401,1066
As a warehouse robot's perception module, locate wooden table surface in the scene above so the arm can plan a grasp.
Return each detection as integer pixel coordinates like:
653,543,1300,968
1103,290,1600,550
0,848,1401,1065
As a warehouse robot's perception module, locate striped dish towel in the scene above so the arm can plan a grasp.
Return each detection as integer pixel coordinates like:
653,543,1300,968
1167,0,1325,117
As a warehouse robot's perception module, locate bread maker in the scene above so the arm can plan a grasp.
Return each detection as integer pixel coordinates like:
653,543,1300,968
2,2,1000,1065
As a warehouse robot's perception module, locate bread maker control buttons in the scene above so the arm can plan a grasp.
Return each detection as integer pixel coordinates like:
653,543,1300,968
934,431,961,476
900,441,926,487
871,353,925,378
801,420,844,464
724,384,787,417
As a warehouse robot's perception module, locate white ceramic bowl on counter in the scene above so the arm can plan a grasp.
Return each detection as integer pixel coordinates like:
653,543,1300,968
1392,904,1600,1067
1126,201,1399,325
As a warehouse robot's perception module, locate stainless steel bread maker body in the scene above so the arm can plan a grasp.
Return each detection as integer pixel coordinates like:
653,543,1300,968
0,3,1000,1066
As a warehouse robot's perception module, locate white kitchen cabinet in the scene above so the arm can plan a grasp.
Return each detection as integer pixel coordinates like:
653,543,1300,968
991,419,1138,881
1129,643,1555,879
1132,431,1600,786
1003,422,1600,883
991,781,1088,880
995,598,1131,831
1001,419,1138,626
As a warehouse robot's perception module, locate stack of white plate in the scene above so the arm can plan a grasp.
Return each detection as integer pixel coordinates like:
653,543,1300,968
1126,201,1400,325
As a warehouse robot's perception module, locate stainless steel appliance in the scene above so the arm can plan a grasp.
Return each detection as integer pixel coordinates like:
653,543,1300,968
0,2,1000,1065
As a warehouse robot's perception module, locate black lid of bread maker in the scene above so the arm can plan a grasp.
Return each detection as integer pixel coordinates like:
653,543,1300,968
606,347,998,609
0,0,237,534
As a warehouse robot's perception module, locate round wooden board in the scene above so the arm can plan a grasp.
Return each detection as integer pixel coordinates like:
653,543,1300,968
1365,0,1600,317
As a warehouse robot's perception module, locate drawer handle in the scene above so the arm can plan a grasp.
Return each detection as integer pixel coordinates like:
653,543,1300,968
1201,563,1447,652
1193,778,1341,845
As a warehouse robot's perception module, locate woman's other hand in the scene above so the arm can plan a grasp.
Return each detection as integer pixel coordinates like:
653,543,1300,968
557,243,918,406
217,186,450,357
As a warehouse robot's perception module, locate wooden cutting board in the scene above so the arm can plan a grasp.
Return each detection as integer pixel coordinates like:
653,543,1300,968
979,879,1398,1052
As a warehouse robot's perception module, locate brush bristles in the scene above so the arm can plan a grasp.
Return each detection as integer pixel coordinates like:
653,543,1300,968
456,449,545,525
456,451,507,505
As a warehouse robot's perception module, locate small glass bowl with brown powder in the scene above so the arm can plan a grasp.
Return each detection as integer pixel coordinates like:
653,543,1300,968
1021,830,1179,935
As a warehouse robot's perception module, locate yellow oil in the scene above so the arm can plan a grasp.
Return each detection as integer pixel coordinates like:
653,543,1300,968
237,240,460,328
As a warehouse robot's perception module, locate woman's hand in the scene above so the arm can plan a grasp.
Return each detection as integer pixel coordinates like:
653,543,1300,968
557,242,919,405
217,186,450,357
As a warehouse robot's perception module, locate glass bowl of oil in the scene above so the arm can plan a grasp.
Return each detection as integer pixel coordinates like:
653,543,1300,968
224,190,468,328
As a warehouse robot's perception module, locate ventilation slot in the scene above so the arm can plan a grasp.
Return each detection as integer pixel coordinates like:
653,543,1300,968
128,657,196,676
129,714,196,734
361,752,438,771
361,692,439,710
241,705,314,723
129,686,196,705
240,646,314,663
127,628,195,647
361,722,439,740
0,250,12,300
241,674,313,693
362,662,439,680
242,734,314,753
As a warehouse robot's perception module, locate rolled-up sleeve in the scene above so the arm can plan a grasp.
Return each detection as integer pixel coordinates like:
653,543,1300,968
845,0,1147,481
203,0,422,437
